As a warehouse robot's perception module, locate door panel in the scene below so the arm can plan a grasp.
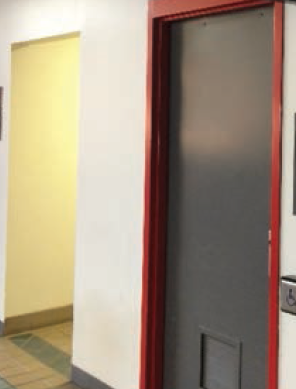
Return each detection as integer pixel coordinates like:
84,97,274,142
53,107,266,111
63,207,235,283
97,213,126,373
164,7,273,389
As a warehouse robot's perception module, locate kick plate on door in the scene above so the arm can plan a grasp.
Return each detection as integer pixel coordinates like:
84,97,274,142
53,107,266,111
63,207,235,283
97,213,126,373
281,276,296,315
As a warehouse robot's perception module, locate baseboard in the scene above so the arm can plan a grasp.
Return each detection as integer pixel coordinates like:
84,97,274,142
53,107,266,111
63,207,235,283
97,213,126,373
71,365,114,389
2,305,73,335
0,320,5,336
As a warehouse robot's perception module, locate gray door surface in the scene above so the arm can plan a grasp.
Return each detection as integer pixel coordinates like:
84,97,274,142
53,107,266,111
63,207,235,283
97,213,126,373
164,7,273,389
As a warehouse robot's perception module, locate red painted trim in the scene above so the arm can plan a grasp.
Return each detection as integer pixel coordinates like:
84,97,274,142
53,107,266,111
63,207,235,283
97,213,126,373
140,2,283,389
140,16,153,389
140,15,170,389
150,0,273,18
161,1,273,22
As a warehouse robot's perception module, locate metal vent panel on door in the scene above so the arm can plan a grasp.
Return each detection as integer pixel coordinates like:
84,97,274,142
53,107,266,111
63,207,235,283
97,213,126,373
200,329,241,389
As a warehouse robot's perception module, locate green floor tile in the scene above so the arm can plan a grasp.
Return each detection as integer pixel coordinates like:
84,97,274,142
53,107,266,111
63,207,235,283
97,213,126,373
0,378,16,389
49,355,71,376
9,333,32,347
10,335,71,377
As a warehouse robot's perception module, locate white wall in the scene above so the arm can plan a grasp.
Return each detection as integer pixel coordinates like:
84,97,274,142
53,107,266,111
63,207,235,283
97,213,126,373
72,1,146,388
279,4,296,388
0,1,147,389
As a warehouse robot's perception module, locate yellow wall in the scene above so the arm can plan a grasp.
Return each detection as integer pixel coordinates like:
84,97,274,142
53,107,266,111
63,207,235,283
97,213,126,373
6,34,80,318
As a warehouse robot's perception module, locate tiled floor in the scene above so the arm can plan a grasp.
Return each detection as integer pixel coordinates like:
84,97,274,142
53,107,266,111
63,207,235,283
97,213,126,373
0,322,78,389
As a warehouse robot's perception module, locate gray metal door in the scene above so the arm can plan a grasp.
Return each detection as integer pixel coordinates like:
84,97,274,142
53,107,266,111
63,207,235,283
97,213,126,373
164,7,273,389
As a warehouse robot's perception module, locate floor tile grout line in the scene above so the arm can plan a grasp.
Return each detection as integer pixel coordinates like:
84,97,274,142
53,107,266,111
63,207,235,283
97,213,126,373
0,323,73,389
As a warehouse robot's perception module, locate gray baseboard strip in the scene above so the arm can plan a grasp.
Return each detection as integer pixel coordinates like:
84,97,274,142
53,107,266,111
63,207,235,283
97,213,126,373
72,365,114,389
1,305,73,335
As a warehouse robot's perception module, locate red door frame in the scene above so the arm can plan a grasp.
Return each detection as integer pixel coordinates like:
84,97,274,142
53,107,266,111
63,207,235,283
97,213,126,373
140,1,283,389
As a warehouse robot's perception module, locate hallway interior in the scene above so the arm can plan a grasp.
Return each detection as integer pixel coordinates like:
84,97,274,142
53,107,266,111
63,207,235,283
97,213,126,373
0,322,79,389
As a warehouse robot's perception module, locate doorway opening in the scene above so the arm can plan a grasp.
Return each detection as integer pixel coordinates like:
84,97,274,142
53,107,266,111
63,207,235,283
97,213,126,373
2,32,80,388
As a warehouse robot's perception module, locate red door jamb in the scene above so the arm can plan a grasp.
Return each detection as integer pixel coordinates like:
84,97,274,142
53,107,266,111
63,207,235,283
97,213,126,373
140,1,283,389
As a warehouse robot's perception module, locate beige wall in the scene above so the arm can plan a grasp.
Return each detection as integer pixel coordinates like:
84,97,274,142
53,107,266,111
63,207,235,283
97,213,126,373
0,0,83,321
5,34,80,318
